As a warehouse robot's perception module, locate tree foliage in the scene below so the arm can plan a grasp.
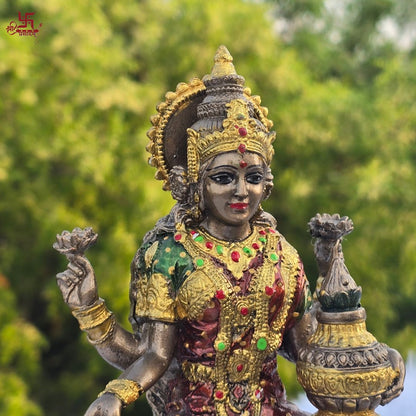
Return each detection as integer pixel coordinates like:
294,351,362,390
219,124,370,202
0,0,415,414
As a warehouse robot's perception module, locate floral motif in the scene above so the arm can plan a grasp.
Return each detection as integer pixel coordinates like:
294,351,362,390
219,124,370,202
53,227,98,258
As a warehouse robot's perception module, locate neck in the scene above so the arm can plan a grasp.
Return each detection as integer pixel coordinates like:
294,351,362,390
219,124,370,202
199,218,252,242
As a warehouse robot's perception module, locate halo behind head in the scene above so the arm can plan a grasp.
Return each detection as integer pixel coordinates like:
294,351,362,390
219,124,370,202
146,46,275,191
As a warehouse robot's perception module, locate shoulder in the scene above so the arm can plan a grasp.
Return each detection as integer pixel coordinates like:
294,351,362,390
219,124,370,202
277,233,299,260
131,230,193,291
266,227,300,262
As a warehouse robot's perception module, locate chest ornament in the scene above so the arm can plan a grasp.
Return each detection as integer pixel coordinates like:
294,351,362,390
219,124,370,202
175,224,300,416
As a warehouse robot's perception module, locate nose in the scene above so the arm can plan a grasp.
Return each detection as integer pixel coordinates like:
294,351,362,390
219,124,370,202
234,177,248,199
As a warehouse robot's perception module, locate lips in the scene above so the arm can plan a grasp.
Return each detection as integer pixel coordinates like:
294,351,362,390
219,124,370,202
230,203,248,210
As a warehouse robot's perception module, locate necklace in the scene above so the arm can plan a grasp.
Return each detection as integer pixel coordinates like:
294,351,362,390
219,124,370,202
174,224,277,280
174,223,299,416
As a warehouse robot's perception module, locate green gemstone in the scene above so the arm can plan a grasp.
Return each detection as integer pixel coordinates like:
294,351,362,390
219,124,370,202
270,253,278,261
216,245,224,255
217,341,226,351
243,247,252,256
257,338,267,351
196,258,204,267
195,235,204,243
259,237,266,244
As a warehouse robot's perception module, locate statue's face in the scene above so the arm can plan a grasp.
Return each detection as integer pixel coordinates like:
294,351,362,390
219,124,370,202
203,151,265,227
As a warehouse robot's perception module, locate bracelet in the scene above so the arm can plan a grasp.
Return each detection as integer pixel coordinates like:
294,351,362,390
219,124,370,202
87,314,116,345
72,298,112,330
98,379,144,407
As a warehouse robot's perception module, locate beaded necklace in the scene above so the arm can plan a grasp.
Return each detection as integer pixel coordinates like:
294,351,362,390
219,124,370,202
174,223,299,416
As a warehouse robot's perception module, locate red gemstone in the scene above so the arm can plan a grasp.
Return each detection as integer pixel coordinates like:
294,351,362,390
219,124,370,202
238,143,246,153
231,251,240,262
190,230,196,235
238,127,247,137
236,364,244,372
259,230,266,235
205,241,214,249
240,307,249,316
174,234,182,241
255,388,264,399
239,160,248,168
215,290,226,300
252,242,260,250
265,286,274,296
215,390,224,399
269,228,276,233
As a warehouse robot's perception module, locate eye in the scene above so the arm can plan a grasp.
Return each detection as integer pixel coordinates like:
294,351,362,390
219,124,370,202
209,173,234,185
246,172,264,184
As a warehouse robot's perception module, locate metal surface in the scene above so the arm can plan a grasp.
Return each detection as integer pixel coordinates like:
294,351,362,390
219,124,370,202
53,48,404,416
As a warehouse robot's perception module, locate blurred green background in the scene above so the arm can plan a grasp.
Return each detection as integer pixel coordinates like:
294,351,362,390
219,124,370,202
1,0,415,414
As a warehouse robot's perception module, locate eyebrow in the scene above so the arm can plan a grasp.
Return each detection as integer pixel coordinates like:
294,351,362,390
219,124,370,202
207,164,263,172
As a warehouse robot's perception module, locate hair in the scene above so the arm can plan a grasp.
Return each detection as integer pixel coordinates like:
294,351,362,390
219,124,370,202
142,152,276,245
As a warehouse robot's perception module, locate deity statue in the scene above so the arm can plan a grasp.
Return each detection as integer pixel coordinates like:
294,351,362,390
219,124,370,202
53,46,404,416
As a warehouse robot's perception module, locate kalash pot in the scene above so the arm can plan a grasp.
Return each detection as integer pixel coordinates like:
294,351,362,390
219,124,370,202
296,214,400,416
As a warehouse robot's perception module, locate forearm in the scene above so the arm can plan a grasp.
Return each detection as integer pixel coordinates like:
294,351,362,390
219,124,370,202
96,321,176,408
72,299,145,370
90,322,144,370
120,321,176,389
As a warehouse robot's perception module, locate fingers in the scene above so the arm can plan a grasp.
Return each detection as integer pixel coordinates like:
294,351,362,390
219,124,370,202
56,259,90,283
56,269,81,286
70,261,85,276
71,255,93,274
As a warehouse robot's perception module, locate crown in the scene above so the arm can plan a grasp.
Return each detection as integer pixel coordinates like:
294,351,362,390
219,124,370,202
146,46,275,191
187,99,275,183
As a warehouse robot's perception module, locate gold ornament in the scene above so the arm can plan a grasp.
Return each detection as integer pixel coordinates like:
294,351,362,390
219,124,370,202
308,320,377,348
72,298,113,331
176,224,301,416
146,45,274,191
186,99,275,184
134,272,177,323
297,363,398,398
98,379,143,407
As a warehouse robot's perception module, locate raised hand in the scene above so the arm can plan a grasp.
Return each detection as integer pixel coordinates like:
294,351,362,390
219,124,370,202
53,227,99,309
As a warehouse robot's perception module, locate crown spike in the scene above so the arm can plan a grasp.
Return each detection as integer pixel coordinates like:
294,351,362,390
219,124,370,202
203,45,237,81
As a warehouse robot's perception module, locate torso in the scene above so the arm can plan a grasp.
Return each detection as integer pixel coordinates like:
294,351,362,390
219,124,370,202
130,224,310,416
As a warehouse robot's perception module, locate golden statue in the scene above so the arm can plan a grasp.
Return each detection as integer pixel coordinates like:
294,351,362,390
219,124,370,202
53,46,404,416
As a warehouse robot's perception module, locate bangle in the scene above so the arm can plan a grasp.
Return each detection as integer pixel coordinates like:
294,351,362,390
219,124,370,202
72,298,112,330
87,315,116,345
98,379,144,407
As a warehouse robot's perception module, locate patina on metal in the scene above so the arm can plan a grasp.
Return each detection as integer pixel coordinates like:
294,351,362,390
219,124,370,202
296,214,405,416
53,47,404,416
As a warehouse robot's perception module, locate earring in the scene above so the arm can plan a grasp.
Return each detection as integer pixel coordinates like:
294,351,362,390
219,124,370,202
191,192,202,222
